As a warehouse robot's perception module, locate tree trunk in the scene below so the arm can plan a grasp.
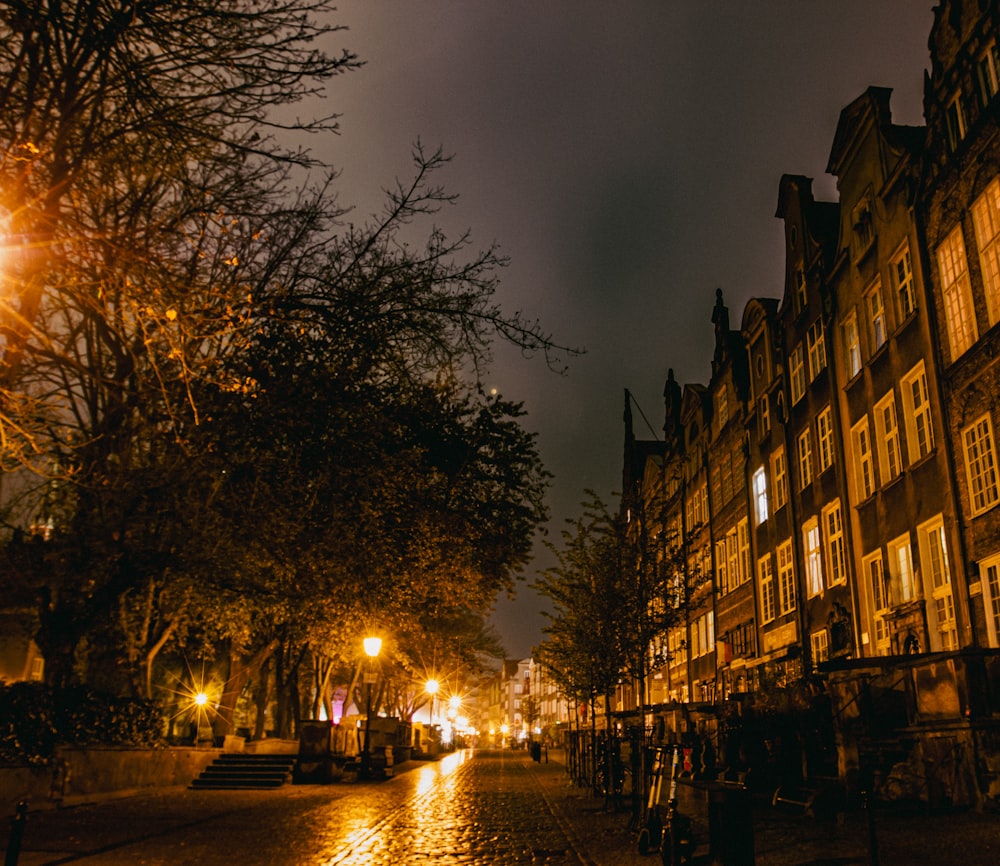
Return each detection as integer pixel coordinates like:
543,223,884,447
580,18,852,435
212,638,280,741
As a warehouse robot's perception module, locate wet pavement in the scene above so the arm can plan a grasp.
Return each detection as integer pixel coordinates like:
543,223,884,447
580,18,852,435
1,749,998,865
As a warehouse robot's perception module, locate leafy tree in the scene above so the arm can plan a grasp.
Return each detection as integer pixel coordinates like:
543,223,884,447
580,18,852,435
0,3,569,718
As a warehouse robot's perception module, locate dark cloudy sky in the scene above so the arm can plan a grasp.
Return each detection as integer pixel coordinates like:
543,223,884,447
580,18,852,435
319,2,936,658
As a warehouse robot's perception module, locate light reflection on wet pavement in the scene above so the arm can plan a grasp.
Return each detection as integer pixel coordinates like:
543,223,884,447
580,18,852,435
6,750,585,865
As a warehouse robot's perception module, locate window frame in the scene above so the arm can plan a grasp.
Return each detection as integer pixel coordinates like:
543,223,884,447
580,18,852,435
866,278,887,353
891,241,916,320
777,539,796,616
864,550,891,655
851,416,876,501
807,320,827,381
917,516,957,651
804,517,823,598
771,446,788,512
759,554,775,624
843,313,862,379
887,533,916,605
797,426,813,490
962,413,1000,516
752,466,768,526
936,224,978,361
789,344,806,404
817,405,835,473
823,500,847,587
874,391,901,485
978,554,1000,648
971,176,1000,326
900,361,934,464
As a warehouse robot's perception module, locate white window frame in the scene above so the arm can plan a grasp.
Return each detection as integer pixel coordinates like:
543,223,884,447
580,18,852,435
888,533,916,605
777,539,796,615
900,361,934,464
851,192,875,261
807,320,826,381
979,554,1000,648
851,416,875,501
817,405,834,473
865,551,891,655
789,344,806,404
917,516,957,651
759,394,771,437
771,446,788,512
737,518,750,588
804,517,824,598
874,391,901,484
866,279,887,353
971,176,1000,326
810,629,829,666
843,313,862,379
758,555,775,625
963,413,1000,516
798,427,813,490
937,225,978,361
752,466,768,526
891,242,916,320
823,500,847,587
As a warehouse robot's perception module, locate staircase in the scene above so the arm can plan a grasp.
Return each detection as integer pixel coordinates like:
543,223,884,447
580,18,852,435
190,753,297,790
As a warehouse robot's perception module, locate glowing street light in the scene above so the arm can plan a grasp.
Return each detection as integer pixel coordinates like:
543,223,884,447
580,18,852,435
360,635,382,780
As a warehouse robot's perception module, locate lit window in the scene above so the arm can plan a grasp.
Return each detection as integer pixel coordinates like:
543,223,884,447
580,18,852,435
963,414,1000,515
874,392,901,483
978,42,1000,106
789,344,806,404
971,176,1000,326
777,539,796,615
843,313,862,379
758,555,775,624
798,427,813,490
918,517,957,651
891,242,916,319
810,629,829,666
823,500,846,586
771,446,788,511
946,91,967,151
888,533,916,604
865,551,891,655
716,538,729,596
979,555,1000,648
807,320,826,381
866,279,887,352
900,361,934,463
817,405,834,472
851,417,875,501
804,517,823,597
752,466,768,525
937,225,977,361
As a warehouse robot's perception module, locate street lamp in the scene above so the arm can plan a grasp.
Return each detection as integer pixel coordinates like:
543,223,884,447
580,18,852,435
425,678,440,755
360,636,382,780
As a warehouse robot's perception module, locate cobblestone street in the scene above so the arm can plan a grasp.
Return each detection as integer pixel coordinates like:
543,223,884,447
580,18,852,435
3,750,999,865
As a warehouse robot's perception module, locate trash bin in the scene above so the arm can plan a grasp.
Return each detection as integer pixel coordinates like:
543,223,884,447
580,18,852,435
706,781,753,866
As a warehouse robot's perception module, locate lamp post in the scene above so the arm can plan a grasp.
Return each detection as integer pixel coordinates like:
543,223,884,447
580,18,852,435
425,678,439,755
360,636,382,780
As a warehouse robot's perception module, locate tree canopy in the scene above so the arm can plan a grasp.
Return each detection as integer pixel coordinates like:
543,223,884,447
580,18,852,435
0,1,568,734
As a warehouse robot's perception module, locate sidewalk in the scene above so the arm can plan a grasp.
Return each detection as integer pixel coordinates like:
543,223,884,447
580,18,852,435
531,750,1000,866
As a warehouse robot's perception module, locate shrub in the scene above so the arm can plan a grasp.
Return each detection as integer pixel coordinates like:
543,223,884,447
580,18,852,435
0,683,163,765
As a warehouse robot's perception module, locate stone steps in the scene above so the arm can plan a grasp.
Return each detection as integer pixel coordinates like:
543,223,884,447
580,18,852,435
189,753,297,790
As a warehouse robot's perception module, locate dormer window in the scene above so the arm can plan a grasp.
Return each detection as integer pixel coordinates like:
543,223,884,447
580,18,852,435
851,193,875,261
795,267,807,312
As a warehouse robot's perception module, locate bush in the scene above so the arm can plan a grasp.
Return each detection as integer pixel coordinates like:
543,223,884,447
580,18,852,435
0,682,163,765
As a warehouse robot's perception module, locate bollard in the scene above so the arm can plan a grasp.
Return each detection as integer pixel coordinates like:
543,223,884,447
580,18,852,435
4,801,27,866
862,790,879,866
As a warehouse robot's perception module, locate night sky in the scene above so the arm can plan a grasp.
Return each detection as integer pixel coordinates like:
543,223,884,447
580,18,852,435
318,2,936,659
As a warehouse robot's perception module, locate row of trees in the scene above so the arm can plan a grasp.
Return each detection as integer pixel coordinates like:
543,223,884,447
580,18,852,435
0,1,566,740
